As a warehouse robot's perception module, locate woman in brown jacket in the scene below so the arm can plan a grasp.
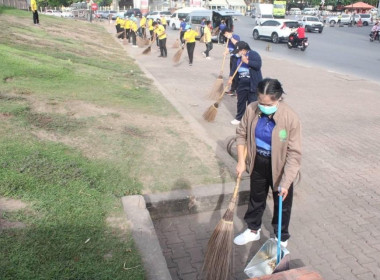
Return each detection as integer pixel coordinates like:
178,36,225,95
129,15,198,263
234,78,301,248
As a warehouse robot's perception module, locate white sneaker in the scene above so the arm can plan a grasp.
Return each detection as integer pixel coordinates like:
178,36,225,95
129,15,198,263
230,119,240,125
234,229,261,245
202,52,206,57
275,237,288,248
206,57,211,60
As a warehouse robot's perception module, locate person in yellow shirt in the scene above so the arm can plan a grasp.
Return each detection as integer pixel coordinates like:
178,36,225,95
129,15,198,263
139,15,146,38
118,18,125,39
153,21,167,58
148,18,154,40
183,24,198,66
30,0,39,24
124,17,131,43
130,18,138,47
202,20,213,59
160,15,167,30
115,16,121,33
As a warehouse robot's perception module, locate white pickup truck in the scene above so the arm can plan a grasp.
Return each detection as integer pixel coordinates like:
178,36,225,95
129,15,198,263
298,16,324,33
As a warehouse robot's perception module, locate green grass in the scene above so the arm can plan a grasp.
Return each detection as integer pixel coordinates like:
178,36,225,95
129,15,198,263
0,6,233,279
0,137,143,280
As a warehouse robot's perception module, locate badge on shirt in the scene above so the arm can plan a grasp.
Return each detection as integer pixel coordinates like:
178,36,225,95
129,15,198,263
279,129,287,142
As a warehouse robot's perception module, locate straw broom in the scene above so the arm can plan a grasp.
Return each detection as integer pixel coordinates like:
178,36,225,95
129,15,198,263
202,157,246,280
203,61,242,122
142,39,155,55
136,33,146,48
208,38,230,100
172,43,186,64
172,38,180,48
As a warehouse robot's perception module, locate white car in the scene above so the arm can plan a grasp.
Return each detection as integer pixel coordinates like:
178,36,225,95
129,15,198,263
252,19,298,43
146,11,171,24
328,14,352,25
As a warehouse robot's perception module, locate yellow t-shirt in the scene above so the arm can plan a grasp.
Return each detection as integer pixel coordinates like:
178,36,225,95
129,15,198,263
183,29,198,43
148,19,154,31
124,19,131,29
204,26,211,43
31,0,37,12
140,17,146,28
154,24,166,39
161,17,167,25
131,21,138,32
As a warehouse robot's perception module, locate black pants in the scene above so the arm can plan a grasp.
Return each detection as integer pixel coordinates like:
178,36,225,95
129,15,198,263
159,38,167,57
126,29,130,42
236,78,257,120
204,42,213,57
116,24,120,33
118,28,125,39
131,31,136,45
33,11,39,24
244,154,294,241
187,42,195,64
229,55,238,92
180,31,185,44
141,27,146,38
149,30,153,40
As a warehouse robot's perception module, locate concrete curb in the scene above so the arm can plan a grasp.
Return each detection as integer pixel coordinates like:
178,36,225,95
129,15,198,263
122,195,172,280
144,178,251,220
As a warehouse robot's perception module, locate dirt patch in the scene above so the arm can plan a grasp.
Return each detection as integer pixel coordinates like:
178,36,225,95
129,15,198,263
0,197,28,231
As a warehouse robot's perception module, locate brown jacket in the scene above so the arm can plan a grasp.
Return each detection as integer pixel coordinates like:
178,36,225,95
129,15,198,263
236,101,302,190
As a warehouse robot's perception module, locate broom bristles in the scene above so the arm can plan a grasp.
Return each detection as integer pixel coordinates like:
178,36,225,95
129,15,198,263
202,219,234,280
137,36,145,48
144,38,150,45
202,103,218,122
172,48,184,63
142,46,151,55
212,26,220,36
172,39,180,48
199,35,205,43
208,78,224,100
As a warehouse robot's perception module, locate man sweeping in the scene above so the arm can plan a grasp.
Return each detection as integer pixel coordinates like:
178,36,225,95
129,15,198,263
183,24,198,66
153,21,167,58
229,41,262,125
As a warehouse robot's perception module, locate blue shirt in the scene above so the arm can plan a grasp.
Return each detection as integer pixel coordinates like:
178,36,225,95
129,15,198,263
219,23,226,30
228,34,240,53
237,57,249,74
255,114,275,151
180,21,187,30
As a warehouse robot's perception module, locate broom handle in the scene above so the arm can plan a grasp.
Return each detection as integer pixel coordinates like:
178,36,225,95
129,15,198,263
216,61,243,102
219,38,229,75
277,187,283,265
231,146,247,200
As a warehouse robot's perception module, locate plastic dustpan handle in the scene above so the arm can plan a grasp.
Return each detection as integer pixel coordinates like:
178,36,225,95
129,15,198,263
277,186,282,265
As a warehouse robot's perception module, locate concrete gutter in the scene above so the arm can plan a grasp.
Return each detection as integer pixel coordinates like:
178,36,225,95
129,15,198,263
122,195,172,280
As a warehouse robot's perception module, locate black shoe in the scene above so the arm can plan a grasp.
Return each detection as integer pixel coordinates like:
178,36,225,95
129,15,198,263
158,55,163,57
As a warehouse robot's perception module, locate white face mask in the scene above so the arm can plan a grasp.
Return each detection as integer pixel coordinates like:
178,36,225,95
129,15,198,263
235,54,241,57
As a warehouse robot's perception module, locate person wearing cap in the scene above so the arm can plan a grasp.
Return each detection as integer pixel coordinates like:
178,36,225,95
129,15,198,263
30,0,39,24
179,18,187,44
202,20,213,59
229,41,262,125
183,24,199,66
153,21,167,57
222,28,240,96
234,78,301,248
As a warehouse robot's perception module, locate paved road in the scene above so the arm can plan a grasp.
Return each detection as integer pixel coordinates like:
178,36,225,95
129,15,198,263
106,21,380,280
234,16,380,82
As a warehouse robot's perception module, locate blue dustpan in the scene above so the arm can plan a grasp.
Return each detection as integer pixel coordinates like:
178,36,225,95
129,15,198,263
244,188,290,278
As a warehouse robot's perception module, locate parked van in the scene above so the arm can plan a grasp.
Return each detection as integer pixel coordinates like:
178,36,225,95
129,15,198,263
170,7,207,30
184,9,242,39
